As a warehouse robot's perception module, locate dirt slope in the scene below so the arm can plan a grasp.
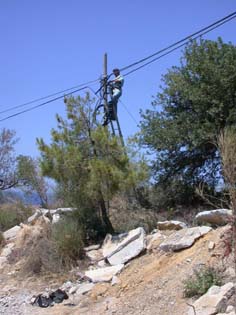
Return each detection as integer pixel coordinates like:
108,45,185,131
0,225,231,315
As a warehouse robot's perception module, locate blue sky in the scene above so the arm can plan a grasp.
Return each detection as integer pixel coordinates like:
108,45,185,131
0,0,235,157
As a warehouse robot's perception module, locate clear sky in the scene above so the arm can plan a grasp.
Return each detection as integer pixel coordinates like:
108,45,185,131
0,0,235,157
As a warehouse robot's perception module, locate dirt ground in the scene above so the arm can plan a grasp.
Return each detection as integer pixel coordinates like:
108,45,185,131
0,225,233,315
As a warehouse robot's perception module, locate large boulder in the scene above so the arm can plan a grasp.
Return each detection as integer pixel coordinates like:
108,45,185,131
85,264,124,283
102,227,146,265
157,220,187,230
159,226,212,251
187,282,235,315
195,209,232,226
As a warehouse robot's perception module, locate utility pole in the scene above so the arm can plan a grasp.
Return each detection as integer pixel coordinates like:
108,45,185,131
103,53,115,134
103,53,125,147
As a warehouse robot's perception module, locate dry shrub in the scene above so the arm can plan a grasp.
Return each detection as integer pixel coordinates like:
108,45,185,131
110,196,159,233
217,127,236,277
10,217,63,275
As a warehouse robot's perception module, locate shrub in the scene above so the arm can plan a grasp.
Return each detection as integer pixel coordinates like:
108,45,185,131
52,216,84,266
0,202,33,231
0,232,5,249
183,266,222,298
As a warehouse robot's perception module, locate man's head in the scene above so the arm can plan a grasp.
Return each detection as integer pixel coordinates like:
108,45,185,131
113,68,120,77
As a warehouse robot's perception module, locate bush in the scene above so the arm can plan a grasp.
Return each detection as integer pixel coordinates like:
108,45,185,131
183,266,222,298
52,216,84,266
0,202,33,231
0,232,5,249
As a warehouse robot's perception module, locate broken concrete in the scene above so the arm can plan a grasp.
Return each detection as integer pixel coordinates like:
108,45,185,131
3,225,21,241
85,264,124,283
102,227,146,265
159,226,212,251
187,282,235,315
195,209,232,226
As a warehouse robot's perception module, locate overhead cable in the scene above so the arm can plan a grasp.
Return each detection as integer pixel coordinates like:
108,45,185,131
119,11,236,74
0,78,99,115
0,86,89,122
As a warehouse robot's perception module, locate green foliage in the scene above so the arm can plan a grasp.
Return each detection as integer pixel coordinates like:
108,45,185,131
0,128,19,190
0,232,5,248
37,93,148,235
0,202,32,231
139,38,236,203
183,266,222,298
52,216,84,265
17,155,49,207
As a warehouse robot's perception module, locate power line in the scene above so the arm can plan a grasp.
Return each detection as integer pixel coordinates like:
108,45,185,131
119,11,236,74
0,86,90,122
0,78,99,115
1,11,236,123
119,100,138,125
123,14,236,77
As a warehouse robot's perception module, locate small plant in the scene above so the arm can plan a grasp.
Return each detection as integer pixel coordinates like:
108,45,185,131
52,216,84,266
0,202,33,231
183,266,222,298
0,232,5,249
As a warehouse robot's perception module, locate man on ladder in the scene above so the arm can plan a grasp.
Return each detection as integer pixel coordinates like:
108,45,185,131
103,68,124,125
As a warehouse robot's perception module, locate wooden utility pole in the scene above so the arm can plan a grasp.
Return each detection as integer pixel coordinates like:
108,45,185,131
103,53,125,147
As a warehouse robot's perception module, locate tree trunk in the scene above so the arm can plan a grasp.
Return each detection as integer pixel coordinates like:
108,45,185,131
99,192,114,234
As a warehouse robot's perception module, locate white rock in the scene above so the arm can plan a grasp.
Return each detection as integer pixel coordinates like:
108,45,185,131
3,225,21,241
208,241,215,250
102,227,146,265
159,226,212,251
195,209,232,226
85,264,124,283
52,214,60,224
27,209,42,224
1,243,14,257
146,232,164,251
84,244,100,252
86,248,103,262
157,220,187,230
69,286,78,294
97,260,107,267
75,283,94,295
188,282,235,315
111,276,120,286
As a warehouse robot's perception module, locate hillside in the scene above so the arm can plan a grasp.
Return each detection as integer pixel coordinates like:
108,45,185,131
0,211,235,315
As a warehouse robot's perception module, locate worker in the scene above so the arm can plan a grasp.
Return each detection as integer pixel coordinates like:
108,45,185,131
108,68,124,120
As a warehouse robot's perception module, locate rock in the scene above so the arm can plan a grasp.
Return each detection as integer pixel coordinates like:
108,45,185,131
146,232,164,251
97,260,108,267
60,281,73,291
159,226,212,251
1,243,14,257
102,227,146,265
52,214,60,224
111,276,120,286
27,209,42,224
208,241,215,250
75,283,95,295
69,286,78,294
85,249,103,262
187,282,235,315
54,208,74,214
85,264,124,283
157,220,187,230
84,244,100,251
3,225,21,241
195,209,232,226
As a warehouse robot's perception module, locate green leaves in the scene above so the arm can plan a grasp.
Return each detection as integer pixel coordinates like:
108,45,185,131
139,38,236,190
